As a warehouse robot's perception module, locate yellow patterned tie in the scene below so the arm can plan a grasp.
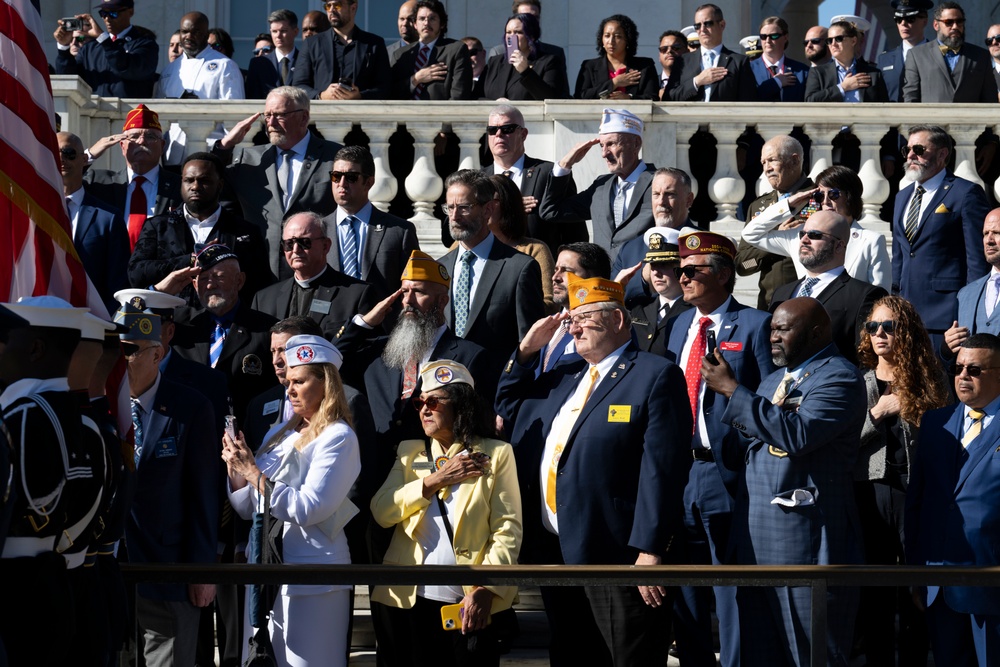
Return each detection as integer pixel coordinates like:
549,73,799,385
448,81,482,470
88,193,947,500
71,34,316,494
771,372,795,404
963,409,986,448
546,366,599,513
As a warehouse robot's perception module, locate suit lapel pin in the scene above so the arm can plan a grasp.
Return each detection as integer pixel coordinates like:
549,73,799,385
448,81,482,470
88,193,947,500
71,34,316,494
374,224,384,232
611,371,618,378
526,169,534,178
617,363,625,370
943,184,950,190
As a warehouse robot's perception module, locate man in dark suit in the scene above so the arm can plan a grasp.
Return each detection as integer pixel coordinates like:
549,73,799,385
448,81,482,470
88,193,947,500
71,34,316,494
877,0,931,102
484,104,583,251
907,333,1000,667
58,131,129,315
750,16,810,102
117,304,220,667
805,21,890,102
663,230,774,667
656,30,687,98
252,211,378,342
128,152,272,306
246,9,301,99
903,2,998,103
485,0,570,98
84,105,183,250
496,273,692,666
704,297,866,667
322,146,419,306
540,108,656,263
390,0,473,100
629,231,689,356
770,211,886,366
291,0,391,100
437,170,546,373
668,4,757,102
989,23,1000,92
53,0,158,98
213,86,343,280
944,208,1000,358
892,124,991,350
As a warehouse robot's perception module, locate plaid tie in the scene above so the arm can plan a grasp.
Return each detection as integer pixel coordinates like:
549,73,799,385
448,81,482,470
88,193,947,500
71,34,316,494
904,185,925,243
210,321,226,368
453,251,475,337
798,277,820,297
341,215,360,278
412,45,430,99
131,399,144,468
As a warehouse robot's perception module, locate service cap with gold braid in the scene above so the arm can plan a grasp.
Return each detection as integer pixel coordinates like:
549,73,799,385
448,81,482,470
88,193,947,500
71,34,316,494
678,230,737,260
643,227,681,264
565,272,625,308
400,249,451,286
123,104,162,133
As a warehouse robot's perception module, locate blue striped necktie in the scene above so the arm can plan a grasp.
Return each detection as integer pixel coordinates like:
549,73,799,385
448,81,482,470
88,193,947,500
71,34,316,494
210,321,226,368
342,215,360,278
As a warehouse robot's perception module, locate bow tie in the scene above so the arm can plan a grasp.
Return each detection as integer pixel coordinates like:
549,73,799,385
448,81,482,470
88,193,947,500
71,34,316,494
939,44,958,57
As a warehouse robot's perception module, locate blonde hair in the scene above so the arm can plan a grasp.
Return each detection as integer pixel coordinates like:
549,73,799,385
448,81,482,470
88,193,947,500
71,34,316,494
261,362,353,452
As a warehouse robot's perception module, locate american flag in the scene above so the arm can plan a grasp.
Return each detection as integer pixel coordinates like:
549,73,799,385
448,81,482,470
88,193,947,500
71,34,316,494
855,0,888,63
1,0,106,316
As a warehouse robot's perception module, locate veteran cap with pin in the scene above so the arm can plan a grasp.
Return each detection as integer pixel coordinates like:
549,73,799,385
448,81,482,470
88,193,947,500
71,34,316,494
420,359,475,391
115,302,161,342
565,272,625,308
678,230,737,259
400,250,451,286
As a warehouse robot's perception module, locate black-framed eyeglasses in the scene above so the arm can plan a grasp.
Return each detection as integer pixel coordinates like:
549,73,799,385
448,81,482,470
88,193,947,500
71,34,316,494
815,188,842,202
759,33,786,41
59,147,79,161
98,10,120,19
673,264,713,280
798,229,841,242
864,320,896,335
903,144,929,157
412,395,450,412
659,44,685,54
986,36,1000,46
262,109,304,122
950,364,998,377
803,37,825,46
826,35,848,44
940,18,965,27
440,203,477,216
896,15,925,25
693,20,716,30
486,123,520,136
280,236,324,252
253,46,273,55
329,170,363,183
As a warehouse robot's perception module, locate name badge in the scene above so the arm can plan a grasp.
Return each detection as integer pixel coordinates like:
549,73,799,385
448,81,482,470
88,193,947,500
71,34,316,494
310,299,332,315
608,405,631,422
262,399,281,416
719,341,743,352
155,436,179,458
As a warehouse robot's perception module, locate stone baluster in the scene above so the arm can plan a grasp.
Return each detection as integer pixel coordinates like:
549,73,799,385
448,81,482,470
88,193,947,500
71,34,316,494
707,122,747,235
404,122,447,256
450,122,483,171
802,123,843,180
177,119,219,158
753,123,794,198
310,121,350,147
947,123,986,190
363,121,399,212
675,122,700,199
852,122,892,229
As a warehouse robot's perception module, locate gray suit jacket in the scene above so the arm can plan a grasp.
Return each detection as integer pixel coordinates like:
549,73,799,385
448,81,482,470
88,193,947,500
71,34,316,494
214,135,344,279
902,40,998,103
322,206,419,300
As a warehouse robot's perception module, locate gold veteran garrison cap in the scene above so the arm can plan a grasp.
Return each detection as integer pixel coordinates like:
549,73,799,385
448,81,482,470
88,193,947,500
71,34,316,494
565,272,625,308
400,250,451,286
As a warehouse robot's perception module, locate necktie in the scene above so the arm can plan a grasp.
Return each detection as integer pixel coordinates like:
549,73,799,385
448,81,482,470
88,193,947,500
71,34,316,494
454,251,475,337
613,181,631,227
110,34,117,42
963,408,986,447
502,170,513,180
772,372,795,404
798,277,820,297
412,45,430,99
210,321,226,368
904,185,925,243
65,197,76,238
684,317,712,432
341,216,361,279
703,50,716,101
401,358,419,399
542,320,568,372
127,175,147,250
990,275,1000,317
546,366,600,513
658,303,669,324
768,64,779,76
131,399,144,468
280,56,290,85
277,149,294,210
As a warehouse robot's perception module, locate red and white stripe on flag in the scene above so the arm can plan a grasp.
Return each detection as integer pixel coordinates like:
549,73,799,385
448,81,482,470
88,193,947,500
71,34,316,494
1,0,107,318
855,0,888,64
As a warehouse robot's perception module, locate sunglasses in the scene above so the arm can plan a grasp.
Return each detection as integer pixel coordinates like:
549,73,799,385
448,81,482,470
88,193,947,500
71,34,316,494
903,144,930,156
329,170,363,183
826,35,849,44
693,20,716,30
950,364,998,377
280,236,324,251
673,264,713,279
59,147,79,161
939,18,965,27
864,320,896,335
895,15,925,24
98,10,120,19
253,46,273,55
798,229,841,242
814,188,842,202
486,123,520,136
659,44,685,54
759,33,785,41
803,37,825,46
986,36,1000,46
412,395,450,411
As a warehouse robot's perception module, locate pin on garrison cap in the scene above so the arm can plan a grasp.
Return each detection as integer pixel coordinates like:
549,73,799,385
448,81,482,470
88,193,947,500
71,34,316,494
599,108,643,137
678,231,737,260
831,14,871,32
891,0,932,18
400,249,450,286
420,359,475,391
114,288,185,320
5,296,89,332
194,243,239,271
115,302,161,342
285,334,344,370
643,227,681,264
740,36,762,58
565,272,624,309
123,103,161,133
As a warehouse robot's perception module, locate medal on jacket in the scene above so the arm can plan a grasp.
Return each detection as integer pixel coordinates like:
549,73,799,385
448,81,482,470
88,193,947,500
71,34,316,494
435,455,450,470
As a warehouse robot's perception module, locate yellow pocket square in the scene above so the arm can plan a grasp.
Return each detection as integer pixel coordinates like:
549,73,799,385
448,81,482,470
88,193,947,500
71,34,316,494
935,204,950,214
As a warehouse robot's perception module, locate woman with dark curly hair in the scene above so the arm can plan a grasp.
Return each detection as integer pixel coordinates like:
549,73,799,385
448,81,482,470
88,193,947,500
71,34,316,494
476,13,566,100
370,360,522,667
853,295,948,666
574,14,658,100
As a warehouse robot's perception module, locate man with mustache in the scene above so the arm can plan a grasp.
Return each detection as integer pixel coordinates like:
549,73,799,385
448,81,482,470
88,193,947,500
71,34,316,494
803,25,832,67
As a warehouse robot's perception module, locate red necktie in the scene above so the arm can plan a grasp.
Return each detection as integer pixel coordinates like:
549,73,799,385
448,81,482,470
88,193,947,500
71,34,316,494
127,175,147,250
684,317,712,432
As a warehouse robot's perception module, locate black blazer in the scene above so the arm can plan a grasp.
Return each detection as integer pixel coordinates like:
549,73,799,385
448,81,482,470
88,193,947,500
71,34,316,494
668,46,758,101
291,27,391,100
630,297,692,356
245,48,298,99
770,271,886,365
483,155,580,247
391,38,473,100
475,51,566,100
805,58,889,103
83,167,182,219
574,55,659,100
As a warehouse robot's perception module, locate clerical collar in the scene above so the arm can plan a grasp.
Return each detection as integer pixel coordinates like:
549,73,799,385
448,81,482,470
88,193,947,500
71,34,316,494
295,264,329,288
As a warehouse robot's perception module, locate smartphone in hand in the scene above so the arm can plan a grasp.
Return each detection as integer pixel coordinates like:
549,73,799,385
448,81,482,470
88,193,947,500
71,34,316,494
504,34,517,61
704,329,719,365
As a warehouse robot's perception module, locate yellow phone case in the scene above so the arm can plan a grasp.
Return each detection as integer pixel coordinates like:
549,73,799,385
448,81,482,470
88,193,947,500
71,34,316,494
440,603,463,631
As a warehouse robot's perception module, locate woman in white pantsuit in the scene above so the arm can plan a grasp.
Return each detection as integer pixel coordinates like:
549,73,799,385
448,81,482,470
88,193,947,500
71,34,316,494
224,335,361,667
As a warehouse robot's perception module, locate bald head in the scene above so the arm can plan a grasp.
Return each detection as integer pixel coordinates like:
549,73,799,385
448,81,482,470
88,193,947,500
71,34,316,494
179,12,210,58
799,210,849,274
984,207,1000,268
770,297,832,368
398,0,418,42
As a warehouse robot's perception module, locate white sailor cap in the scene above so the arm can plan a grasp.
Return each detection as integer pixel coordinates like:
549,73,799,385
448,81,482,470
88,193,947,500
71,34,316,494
831,14,871,32
114,288,185,318
5,296,89,332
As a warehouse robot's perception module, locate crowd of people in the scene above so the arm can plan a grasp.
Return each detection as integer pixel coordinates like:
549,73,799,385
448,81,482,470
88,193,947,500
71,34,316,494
7,0,1000,666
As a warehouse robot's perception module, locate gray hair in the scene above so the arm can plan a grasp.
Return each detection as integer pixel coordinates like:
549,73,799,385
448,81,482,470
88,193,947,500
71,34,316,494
268,85,310,112
488,104,524,126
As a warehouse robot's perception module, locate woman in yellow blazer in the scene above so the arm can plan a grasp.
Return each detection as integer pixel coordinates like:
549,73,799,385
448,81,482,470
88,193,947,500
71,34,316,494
370,360,522,667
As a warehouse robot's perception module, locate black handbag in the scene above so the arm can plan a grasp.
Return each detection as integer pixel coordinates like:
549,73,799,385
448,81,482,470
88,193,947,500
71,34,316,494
244,478,284,667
